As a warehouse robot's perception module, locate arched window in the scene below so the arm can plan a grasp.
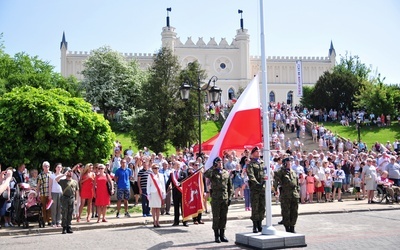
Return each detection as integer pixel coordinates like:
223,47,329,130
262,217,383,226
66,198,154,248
228,88,235,100
269,91,275,102
287,91,293,105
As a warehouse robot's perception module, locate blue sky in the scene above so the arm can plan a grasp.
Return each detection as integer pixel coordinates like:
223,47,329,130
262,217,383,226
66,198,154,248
1,0,399,83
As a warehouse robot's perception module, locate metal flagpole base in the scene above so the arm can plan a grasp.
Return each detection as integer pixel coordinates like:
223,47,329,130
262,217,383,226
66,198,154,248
261,225,277,235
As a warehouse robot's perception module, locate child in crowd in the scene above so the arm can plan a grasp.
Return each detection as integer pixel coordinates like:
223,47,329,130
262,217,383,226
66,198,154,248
26,190,38,208
242,167,251,211
324,173,333,202
299,173,307,204
306,171,315,203
353,172,362,200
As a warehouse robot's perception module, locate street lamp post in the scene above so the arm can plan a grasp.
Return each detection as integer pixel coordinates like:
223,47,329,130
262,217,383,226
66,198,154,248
180,75,221,157
356,116,361,143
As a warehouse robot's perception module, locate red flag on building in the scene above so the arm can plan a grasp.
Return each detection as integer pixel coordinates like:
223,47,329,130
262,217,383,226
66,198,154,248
205,75,262,170
182,171,204,221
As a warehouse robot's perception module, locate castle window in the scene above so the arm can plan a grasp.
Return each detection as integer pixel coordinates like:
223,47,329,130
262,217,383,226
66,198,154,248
269,91,275,102
228,88,235,100
287,91,293,105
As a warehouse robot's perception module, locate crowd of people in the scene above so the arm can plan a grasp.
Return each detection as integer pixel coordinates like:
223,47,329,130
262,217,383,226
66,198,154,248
1,101,400,239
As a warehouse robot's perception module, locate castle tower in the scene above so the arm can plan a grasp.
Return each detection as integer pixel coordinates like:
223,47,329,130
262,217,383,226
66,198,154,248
60,32,68,77
161,8,177,52
234,27,250,79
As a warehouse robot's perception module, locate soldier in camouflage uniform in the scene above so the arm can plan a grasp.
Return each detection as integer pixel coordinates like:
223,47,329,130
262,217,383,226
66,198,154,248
247,146,266,233
204,157,233,243
273,157,299,233
57,167,79,234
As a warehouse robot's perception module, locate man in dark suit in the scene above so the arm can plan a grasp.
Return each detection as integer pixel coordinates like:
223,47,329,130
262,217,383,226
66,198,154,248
13,164,26,184
166,161,188,227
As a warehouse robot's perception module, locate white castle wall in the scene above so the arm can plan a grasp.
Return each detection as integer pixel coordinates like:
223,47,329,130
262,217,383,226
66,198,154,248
61,25,335,105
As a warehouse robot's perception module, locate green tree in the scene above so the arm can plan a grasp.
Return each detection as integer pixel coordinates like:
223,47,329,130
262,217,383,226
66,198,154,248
81,46,142,120
354,74,400,116
130,47,181,153
170,61,207,149
0,47,82,97
311,70,361,110
299,85,314,109
0,86,114,168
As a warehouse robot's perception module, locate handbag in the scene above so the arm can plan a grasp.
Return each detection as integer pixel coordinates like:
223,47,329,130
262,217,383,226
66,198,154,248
106,174,113,196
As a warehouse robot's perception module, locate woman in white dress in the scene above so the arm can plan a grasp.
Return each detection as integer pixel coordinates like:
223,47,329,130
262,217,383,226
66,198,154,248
362,158,377,204
147,163,166,227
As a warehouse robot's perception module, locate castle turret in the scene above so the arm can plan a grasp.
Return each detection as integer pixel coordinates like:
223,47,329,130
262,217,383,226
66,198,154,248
235,11,250,79
329,40,336,67
161,8,177,52
60,32,68,77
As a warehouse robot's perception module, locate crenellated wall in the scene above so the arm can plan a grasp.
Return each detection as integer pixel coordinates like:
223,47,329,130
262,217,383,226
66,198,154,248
61,25,335,105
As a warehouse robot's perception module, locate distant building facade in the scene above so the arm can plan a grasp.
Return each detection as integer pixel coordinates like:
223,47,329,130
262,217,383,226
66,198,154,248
60,19,336,105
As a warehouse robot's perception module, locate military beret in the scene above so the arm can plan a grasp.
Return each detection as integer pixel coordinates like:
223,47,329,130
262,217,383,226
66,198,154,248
251,146,260,154
282,158,290,164
213,157,222,165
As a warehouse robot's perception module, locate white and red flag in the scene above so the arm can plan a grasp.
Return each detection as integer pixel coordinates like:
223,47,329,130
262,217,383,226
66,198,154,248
205,75,262,170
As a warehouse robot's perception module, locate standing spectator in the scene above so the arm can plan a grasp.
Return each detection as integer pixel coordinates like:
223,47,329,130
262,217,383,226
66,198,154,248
37,161,52,226
274,158,300,233
71,163,82,219
353,172,362,200
231,164,244,200
94,164,113,222
298,172,307,204
332,164,345,202
13,164,26,184
305,171,315,203
160,160,172,215
166,161,188,226
48,163,64,227
242,164,251,210
130,155,142,207
147,163,166,227
362,158,378,204
204,157,233,243
28,169,39,192
56,167,79,234
387,156,400,186
138,158,152,217
78,163,95,222
247,146,266,233
114,159,132,218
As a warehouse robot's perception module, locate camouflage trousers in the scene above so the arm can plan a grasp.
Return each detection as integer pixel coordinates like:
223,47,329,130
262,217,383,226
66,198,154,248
211,199,228,230
61,196,74,227
250,188,265,221
280,197,298,227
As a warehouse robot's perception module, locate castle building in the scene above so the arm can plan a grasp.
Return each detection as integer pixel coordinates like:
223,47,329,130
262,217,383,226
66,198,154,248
60,15,336,105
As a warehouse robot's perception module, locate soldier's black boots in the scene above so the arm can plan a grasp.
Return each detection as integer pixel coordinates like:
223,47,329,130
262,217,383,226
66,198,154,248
62,227,67,234
285,225,290,232
219,229,229,242
67,226,73,233
252,221,258,233
214,229,221,243
290,226,296,233
257,221,262,232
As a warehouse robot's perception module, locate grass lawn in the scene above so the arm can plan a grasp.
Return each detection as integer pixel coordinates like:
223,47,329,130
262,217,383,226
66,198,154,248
322,122,400,147
114,120,220,155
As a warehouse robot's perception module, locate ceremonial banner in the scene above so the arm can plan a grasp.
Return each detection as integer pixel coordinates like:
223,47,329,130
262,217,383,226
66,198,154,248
296,60,303,97
182,171,204,221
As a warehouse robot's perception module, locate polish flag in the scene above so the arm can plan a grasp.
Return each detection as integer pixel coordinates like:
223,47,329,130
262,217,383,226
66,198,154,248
205,75,262,170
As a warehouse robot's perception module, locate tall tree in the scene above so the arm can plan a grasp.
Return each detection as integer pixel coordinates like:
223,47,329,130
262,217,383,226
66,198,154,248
170,61,207,149
0,86,114,168
354,74,399,116
130,47,181,153
81,46,142,119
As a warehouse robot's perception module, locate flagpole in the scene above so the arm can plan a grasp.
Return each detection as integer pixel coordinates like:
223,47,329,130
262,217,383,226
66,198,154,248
260,0,276,235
